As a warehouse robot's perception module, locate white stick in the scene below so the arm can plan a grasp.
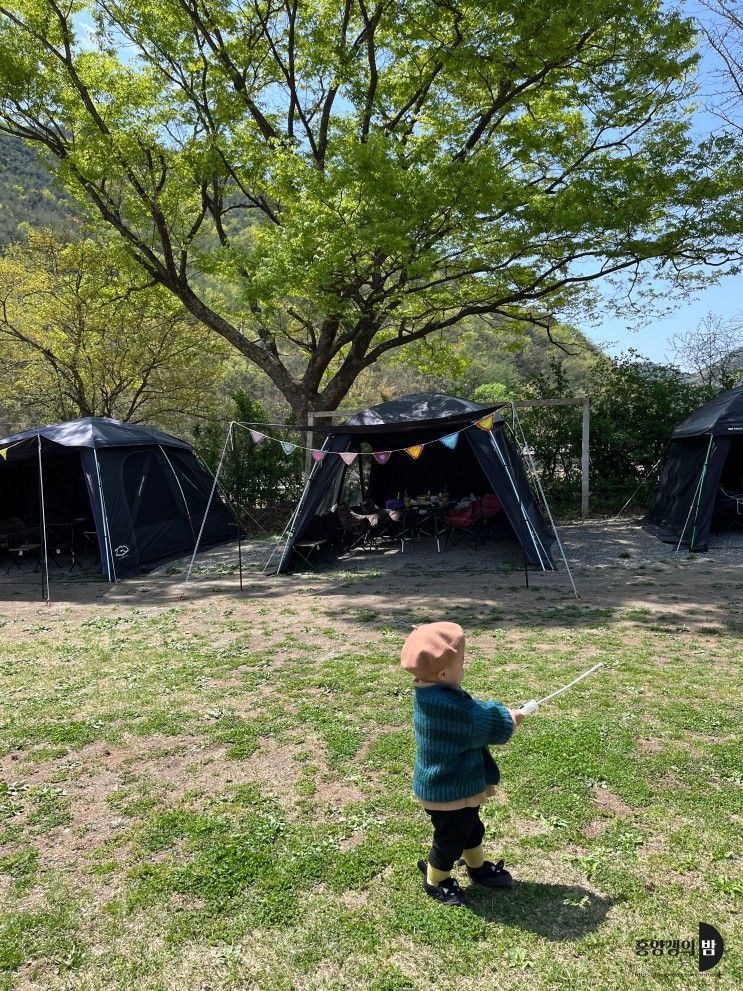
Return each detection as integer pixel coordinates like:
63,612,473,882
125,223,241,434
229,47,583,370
519,662,604,715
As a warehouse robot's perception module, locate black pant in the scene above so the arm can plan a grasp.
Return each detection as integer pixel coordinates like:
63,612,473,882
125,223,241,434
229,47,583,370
424,805,486,872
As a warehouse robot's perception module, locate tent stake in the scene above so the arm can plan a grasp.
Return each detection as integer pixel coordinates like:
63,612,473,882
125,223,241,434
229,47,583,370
37,433,50,603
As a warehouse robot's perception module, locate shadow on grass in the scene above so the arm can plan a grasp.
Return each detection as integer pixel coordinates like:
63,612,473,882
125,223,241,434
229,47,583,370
461,880,616,938
0,529,741,642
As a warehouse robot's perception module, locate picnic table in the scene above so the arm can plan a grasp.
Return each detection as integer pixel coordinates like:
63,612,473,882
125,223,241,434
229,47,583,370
400,499,455,554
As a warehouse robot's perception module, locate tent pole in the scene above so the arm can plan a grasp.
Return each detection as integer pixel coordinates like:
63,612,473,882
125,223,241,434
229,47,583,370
93,448,115,583
689,435,715,551
266,445,327,575
230,427,243,592
675,434,714,553
183,422,232,590
263,498,302,575
37,433,50,603
487,430,550,572
510,408,579,598
159,445,196,543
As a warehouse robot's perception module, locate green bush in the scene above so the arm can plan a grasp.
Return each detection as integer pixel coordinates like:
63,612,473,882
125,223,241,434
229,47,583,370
192,392,305,522
517,352,712,517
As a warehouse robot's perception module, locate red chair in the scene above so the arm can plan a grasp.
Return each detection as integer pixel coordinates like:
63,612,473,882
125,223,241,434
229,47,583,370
481,493,503,519
441,500,483,550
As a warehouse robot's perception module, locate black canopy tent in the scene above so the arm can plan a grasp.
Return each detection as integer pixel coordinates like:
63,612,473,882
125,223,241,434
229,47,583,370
646,385,743,551
276,393,558,574
0,417,235,593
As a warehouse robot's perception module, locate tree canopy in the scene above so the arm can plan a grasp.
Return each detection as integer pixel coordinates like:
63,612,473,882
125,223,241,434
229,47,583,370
0,227,228,426
0,0,741,419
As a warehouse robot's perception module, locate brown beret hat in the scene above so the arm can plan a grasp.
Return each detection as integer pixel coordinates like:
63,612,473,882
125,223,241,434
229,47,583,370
400,621,465,680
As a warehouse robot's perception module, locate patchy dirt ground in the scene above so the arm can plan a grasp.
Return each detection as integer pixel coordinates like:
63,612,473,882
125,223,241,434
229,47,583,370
0,518,740,991
1,517,740,627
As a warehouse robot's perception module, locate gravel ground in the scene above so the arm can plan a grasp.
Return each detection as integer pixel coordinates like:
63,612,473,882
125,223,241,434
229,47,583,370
1,517,739,603
151,516,743,577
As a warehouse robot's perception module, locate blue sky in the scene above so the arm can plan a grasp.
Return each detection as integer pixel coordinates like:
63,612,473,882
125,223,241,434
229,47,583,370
585,0,742,365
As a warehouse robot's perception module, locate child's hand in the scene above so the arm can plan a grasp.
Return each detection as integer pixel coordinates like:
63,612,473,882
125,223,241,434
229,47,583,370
509,709,525,728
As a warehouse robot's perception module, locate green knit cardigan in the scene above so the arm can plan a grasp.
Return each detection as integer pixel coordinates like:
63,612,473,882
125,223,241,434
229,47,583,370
412,684,515,802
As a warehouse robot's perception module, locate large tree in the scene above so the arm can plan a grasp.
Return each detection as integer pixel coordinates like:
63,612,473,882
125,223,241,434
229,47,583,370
698,0,743,132
0,227,228,426
0,1,740,420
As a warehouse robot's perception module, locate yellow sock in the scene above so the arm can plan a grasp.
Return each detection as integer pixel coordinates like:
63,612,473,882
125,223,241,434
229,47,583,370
426,864,451,885
463,845,485,869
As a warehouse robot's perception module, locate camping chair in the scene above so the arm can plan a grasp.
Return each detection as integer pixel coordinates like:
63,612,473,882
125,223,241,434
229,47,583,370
477,493,504,542
335,503,371,551
441,499,484,550
350,499,398,549
291,538,328,571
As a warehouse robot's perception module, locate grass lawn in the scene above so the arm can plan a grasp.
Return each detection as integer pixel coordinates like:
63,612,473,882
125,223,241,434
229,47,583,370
0,540,741,990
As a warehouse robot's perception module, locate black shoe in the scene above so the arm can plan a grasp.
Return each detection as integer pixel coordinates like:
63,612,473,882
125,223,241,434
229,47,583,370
463,858,513,888
417,860,466,905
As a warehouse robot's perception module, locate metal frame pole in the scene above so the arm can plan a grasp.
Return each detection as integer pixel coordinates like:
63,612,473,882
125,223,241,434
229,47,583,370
510,406,580,598
675,434,714,554
305,412,314,481
488,429,550,570
230,427,243,591
37,434,50,602
581,398,590,519
183,422,232,588
268,445,328,575
93,448,116,582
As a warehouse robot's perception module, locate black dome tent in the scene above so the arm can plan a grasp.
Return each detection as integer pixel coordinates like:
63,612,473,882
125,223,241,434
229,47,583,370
646,385,743,551
0,416,235,593
275,393,561,575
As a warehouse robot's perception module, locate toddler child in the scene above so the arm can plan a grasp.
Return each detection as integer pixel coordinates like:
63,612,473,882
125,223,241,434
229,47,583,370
401,620,524,906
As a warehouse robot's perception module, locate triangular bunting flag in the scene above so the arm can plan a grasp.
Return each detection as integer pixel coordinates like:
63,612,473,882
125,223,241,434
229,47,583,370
0,448,7,460
475,414,495,431
311,450,326,462
249,429,265,444
339,452,358,465
280,440,297,455
405,444,424,460
373,451,391,464
440,432,460,449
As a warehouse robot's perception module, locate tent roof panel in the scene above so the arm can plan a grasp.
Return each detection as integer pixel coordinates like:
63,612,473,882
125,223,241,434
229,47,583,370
329,393,504,436
672,385,743,438
0,416,191,451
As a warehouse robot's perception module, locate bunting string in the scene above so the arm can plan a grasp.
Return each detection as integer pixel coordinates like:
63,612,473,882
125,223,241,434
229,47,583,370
231,412,499,465
0,439,26,460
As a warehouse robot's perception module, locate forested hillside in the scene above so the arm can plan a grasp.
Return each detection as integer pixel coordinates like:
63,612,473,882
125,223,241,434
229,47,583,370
0,134,76,246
